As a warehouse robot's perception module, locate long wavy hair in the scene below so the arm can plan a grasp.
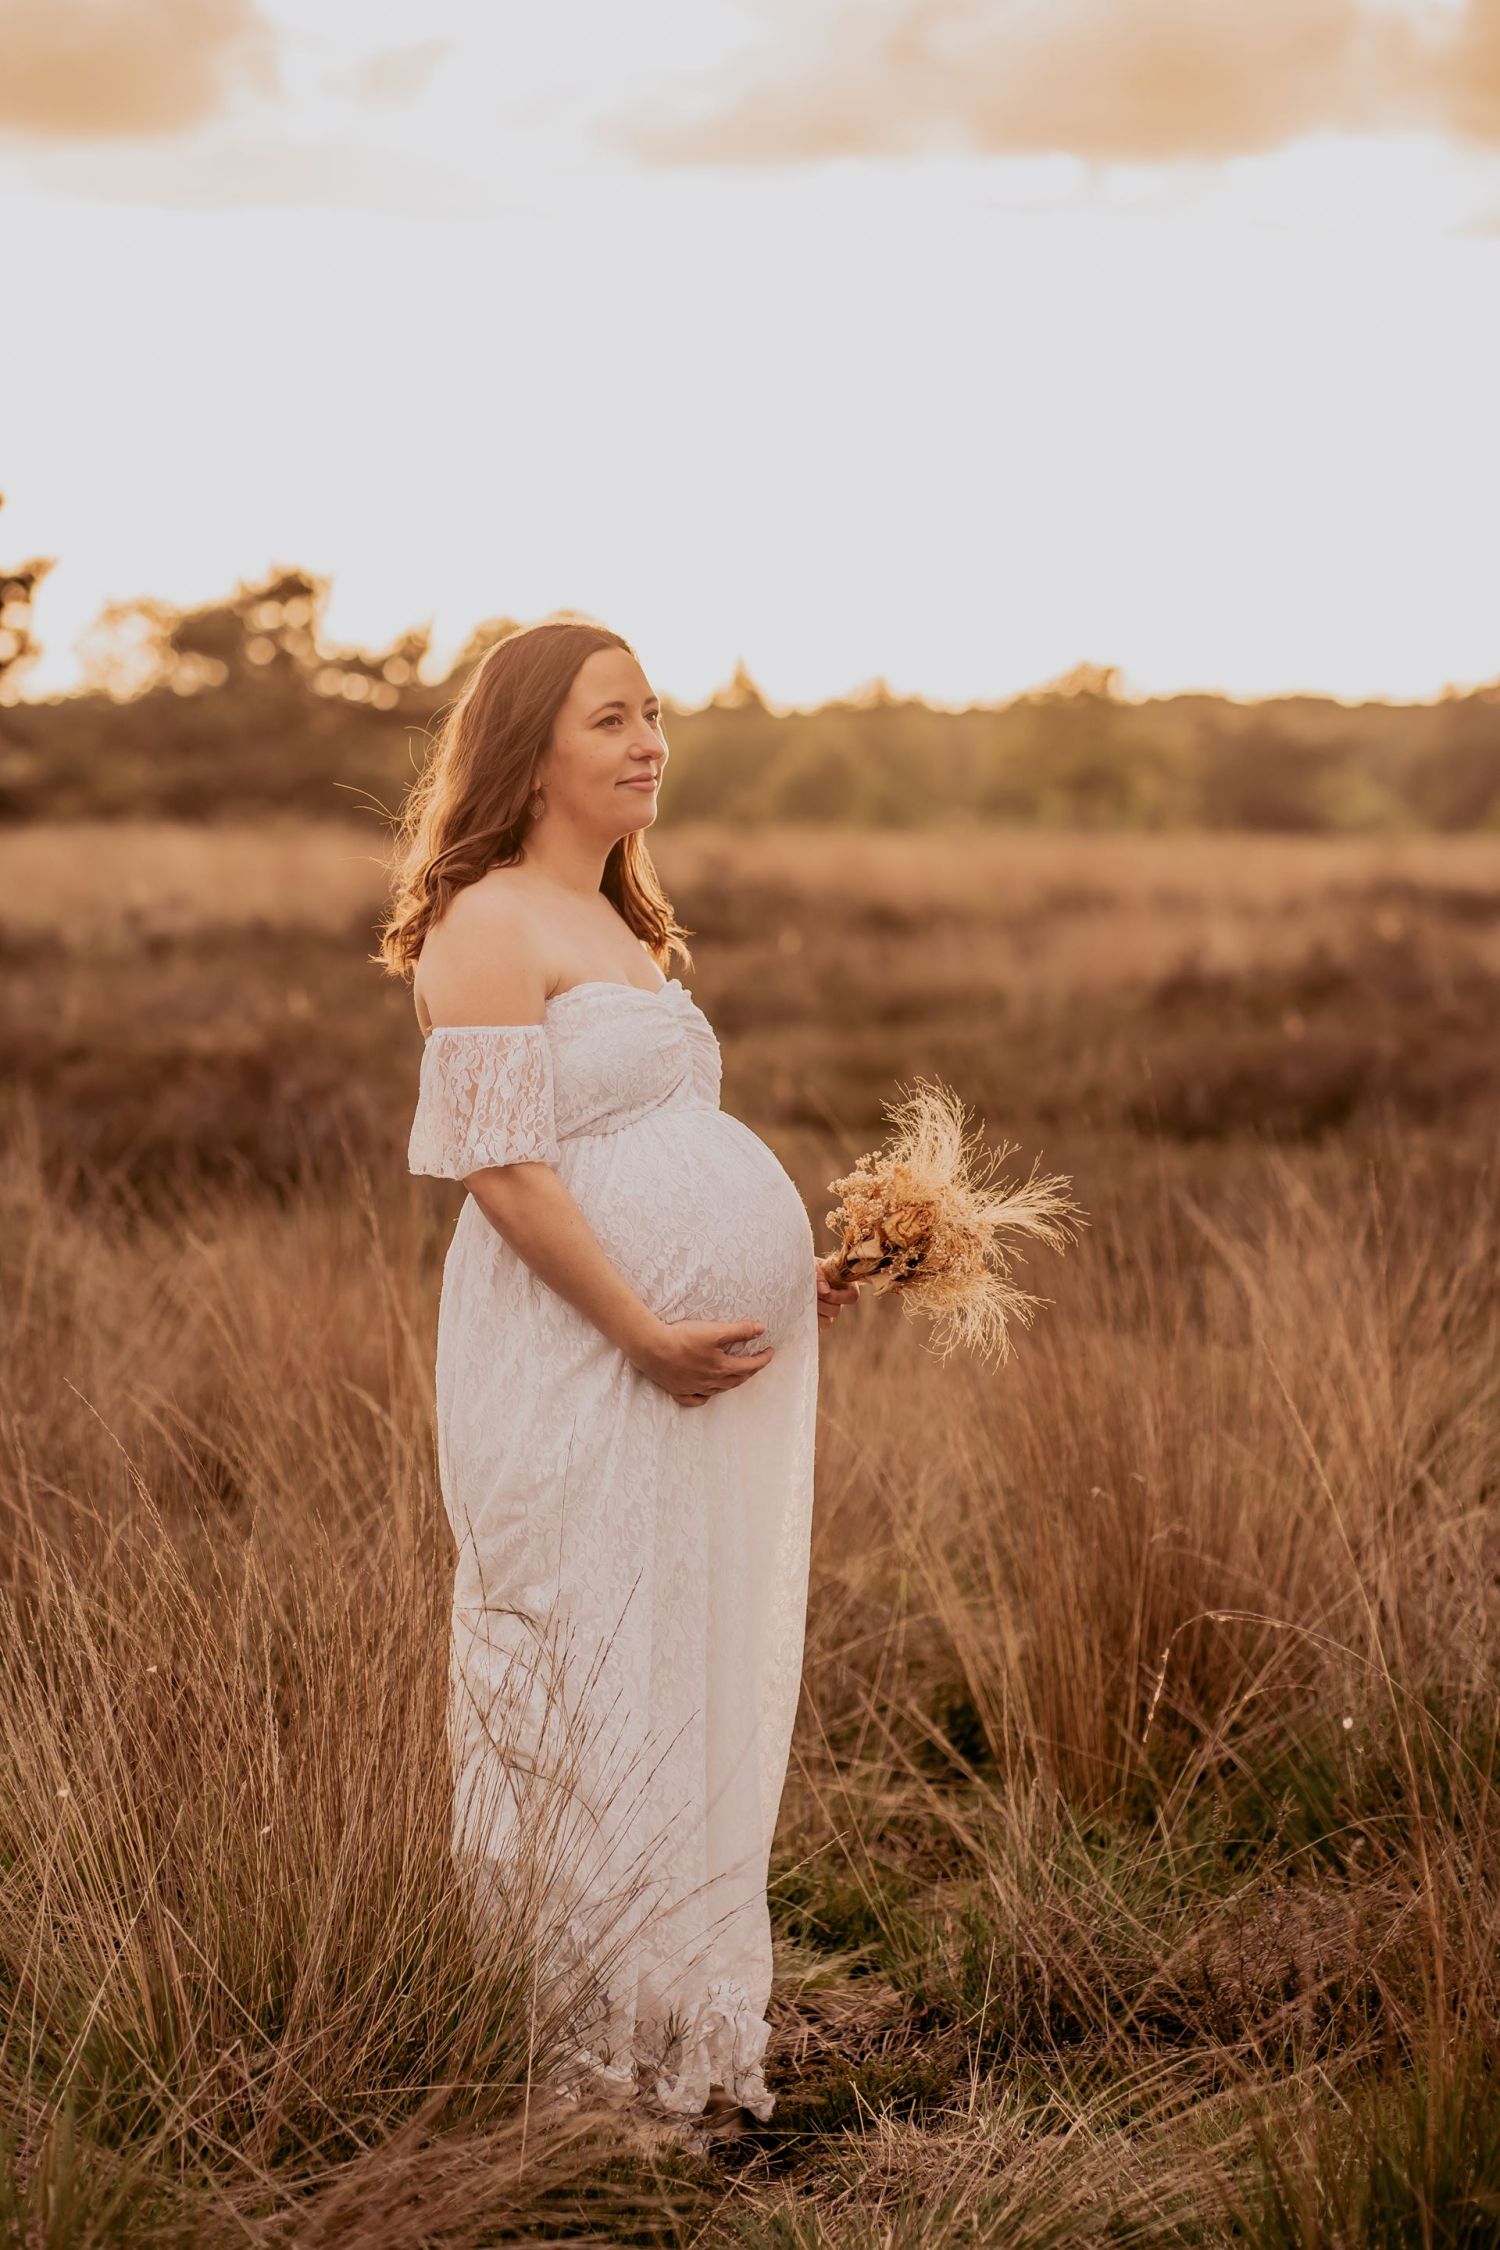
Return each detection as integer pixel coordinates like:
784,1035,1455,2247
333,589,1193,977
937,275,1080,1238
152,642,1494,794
376,617,694,982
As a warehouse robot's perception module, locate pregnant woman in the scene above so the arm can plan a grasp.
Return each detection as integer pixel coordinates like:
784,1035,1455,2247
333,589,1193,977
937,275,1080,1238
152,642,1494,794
378,619,858,2131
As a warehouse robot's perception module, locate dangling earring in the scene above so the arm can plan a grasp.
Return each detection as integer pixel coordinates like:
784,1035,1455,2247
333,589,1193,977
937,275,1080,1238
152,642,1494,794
528,785,545,821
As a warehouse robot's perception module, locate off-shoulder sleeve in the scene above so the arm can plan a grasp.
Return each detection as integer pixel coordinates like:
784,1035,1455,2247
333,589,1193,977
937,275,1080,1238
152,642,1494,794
407,1024,560,1180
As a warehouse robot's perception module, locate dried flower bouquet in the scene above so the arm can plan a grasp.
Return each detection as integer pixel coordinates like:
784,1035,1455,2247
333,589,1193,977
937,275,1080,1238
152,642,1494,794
819,1078,1085,1367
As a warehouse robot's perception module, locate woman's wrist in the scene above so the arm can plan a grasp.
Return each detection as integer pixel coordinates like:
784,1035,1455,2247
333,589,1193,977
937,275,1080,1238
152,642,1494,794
614,1305,668,1368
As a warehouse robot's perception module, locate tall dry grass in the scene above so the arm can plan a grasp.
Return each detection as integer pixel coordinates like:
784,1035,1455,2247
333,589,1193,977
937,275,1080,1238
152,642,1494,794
1,1146,721,2243
3,824,1499,2243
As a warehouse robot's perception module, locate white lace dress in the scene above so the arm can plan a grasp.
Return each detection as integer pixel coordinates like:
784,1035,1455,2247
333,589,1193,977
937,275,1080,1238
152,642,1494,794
407,975,818,2123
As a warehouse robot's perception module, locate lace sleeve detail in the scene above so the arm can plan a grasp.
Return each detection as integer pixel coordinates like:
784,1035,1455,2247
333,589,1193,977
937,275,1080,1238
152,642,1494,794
408,1025,560,1180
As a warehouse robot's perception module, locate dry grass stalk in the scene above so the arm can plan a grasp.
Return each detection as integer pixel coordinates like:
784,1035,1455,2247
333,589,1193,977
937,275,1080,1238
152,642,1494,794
820,1076,1086,1367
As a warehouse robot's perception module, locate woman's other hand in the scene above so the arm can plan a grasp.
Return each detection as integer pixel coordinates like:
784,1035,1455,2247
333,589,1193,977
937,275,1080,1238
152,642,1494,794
815,1255,860,1327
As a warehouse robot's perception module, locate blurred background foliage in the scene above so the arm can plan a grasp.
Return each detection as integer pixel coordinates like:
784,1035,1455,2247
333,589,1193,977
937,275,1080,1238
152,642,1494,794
2,538,1499,832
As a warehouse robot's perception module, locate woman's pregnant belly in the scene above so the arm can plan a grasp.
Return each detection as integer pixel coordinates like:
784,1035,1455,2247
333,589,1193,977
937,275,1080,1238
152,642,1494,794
560,1107,814,1356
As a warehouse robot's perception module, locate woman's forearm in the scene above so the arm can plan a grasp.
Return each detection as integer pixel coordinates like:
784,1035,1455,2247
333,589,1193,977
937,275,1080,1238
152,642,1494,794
465,1162,666,1366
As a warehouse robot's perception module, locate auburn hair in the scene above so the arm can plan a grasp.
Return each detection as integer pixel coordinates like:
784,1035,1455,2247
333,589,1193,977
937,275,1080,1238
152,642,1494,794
376,617,693,981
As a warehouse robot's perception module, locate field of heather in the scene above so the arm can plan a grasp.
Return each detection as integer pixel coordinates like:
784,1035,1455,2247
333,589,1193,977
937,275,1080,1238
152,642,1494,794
3,821,1498,2246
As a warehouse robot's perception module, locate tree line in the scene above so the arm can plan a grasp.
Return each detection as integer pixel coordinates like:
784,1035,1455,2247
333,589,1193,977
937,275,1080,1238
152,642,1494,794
1,547,1498,832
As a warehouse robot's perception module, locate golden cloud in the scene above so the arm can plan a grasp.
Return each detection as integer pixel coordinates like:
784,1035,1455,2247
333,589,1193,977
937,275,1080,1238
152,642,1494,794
0,0,277,140
604,0,1500,167
1446,0,1500,140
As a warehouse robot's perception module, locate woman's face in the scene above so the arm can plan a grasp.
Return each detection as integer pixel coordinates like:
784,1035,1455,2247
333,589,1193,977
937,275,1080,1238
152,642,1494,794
541,647,668,837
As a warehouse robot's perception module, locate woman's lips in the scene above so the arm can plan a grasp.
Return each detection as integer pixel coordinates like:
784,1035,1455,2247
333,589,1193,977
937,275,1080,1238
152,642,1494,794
618,777,658,790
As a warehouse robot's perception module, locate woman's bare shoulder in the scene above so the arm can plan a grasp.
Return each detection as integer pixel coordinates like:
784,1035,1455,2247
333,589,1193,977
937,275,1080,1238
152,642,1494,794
415,872,550,1030
438,863,534,922
421,869,540,956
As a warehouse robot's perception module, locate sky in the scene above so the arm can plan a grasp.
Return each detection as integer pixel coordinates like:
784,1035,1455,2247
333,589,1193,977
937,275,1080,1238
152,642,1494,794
5,0,1500,711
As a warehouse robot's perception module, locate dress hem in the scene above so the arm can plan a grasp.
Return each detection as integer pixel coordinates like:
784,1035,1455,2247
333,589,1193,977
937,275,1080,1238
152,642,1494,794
551,1964,776,2124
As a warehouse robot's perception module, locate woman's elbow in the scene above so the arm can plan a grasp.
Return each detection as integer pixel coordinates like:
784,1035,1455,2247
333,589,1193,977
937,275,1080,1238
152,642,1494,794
464,1159,555,1224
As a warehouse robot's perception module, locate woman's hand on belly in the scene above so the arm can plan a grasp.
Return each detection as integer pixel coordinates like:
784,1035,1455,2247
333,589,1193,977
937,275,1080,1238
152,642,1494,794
627,1314,777,1409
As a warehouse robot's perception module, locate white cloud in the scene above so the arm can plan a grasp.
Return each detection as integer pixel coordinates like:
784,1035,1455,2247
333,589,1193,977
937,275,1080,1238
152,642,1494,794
13,126,480,215
323,37,451,110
